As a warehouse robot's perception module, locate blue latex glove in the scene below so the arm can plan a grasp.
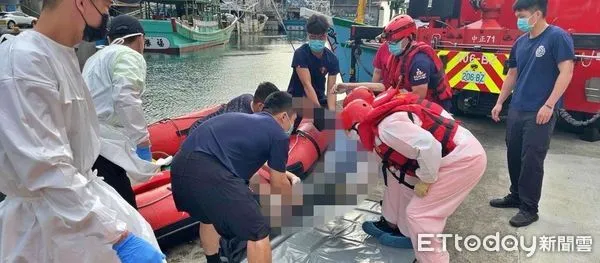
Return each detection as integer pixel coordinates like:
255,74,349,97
136,146,152,161
113,233,165,263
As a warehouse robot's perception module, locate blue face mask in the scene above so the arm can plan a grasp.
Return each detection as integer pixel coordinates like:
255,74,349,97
309,39,326,52
388,41,403,56
517,14,538,33
285,113,294,135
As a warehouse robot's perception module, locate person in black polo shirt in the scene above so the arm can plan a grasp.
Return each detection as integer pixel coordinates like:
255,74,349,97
287,14,339,132
185,81,280,135
170,91,297,263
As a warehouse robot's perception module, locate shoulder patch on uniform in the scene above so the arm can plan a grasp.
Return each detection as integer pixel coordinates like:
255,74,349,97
536,45,546,58
413,68,427,81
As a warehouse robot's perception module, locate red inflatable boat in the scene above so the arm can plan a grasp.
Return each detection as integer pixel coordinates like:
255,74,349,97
136,108,332,244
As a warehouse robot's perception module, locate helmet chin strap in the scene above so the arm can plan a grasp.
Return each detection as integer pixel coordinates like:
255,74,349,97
399,38,413,56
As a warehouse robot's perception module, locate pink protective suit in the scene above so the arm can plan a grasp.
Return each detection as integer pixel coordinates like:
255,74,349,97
376,111,487,263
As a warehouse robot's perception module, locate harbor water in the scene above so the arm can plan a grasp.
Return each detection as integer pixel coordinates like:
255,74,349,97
143,31,308,123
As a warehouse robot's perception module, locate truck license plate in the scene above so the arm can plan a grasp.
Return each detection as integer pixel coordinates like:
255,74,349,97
461,71,485,84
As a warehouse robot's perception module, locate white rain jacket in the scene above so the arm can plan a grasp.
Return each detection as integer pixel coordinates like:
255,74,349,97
82,44,159,185
0,31,160,262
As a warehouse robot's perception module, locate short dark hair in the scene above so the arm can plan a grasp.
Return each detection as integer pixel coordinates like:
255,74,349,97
513,0,548,17
253,82,279,103
306,14,330,35
42,0,60,10
262,91,295,115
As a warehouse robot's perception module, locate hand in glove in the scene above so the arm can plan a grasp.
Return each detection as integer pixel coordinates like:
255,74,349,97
136,146,152,162
414,181,431,198
113,232,165,263
286,171,301,185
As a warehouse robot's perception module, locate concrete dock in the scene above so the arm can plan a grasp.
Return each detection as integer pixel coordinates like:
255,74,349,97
164,113,600,263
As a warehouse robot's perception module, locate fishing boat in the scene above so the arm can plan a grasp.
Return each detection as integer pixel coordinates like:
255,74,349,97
240,13,268,33
220,1,268,33
139,0,238,55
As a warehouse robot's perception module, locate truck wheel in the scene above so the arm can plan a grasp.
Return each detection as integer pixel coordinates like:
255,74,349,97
580,127,600,142
557,111,584,134
451,92,466,116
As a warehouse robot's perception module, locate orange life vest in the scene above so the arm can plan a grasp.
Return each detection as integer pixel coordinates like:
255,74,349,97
357,97,459,188
385,42,453,105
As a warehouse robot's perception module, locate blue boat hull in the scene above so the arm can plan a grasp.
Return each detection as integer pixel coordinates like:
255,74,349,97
328,17,380,83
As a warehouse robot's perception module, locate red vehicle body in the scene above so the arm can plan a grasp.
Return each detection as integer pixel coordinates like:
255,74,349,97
407,0,600,141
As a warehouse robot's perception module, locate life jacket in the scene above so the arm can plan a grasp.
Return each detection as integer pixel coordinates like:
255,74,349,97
357,97,459,188
385,42,453,104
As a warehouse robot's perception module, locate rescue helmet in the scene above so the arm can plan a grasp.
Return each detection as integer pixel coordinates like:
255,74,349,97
343,86,375,107
382,15,417,42
341,99,373,130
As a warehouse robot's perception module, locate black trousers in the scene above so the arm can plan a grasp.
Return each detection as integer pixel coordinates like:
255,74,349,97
292,97,335,133
506,109,557,214
93,155,137,209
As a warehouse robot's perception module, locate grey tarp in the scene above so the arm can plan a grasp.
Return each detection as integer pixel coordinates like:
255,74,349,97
242,200,416,263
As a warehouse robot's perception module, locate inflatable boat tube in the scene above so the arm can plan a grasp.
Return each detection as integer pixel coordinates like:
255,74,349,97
134,170,198,243
139,108,332,243
262,120,331,180
148,104,222,159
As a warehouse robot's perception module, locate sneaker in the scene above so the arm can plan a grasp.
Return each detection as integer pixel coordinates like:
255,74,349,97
490,194,521,208
362,217,397,238
509,210,539,227
378,232,413,249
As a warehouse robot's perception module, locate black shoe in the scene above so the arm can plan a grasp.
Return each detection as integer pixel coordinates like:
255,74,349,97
490,194,521,208
509,210,539,227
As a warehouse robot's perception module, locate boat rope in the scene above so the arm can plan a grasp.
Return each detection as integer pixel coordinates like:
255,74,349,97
297,129,323,160
327,27,339,53
288,133,301,155
268,0,295,52
353,47,374,77
558,109,600,127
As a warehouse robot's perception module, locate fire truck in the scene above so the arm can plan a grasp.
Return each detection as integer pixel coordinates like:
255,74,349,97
331,0,600,142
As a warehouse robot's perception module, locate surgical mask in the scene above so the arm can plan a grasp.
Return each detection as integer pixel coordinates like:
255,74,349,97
309,39,326,52
388,41,403,56
285,114,294,136
517,15,537,33
80,0,109,42
110,33,143,45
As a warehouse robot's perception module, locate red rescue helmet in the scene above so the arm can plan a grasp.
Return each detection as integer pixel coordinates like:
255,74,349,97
341,99,373,130
382,15,417,42
343,86,375,107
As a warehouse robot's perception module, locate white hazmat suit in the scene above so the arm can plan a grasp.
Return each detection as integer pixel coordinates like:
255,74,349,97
83,42,159,185
0,31,161,262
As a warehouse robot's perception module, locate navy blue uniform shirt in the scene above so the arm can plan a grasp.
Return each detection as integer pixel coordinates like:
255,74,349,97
408,52,441,89
508,25,575,111
287,43,340,106
182,112,289,180
188,94,254,134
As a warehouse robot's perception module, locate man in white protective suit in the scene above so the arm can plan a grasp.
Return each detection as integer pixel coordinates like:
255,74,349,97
83,14,160,209
0,0,166,261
